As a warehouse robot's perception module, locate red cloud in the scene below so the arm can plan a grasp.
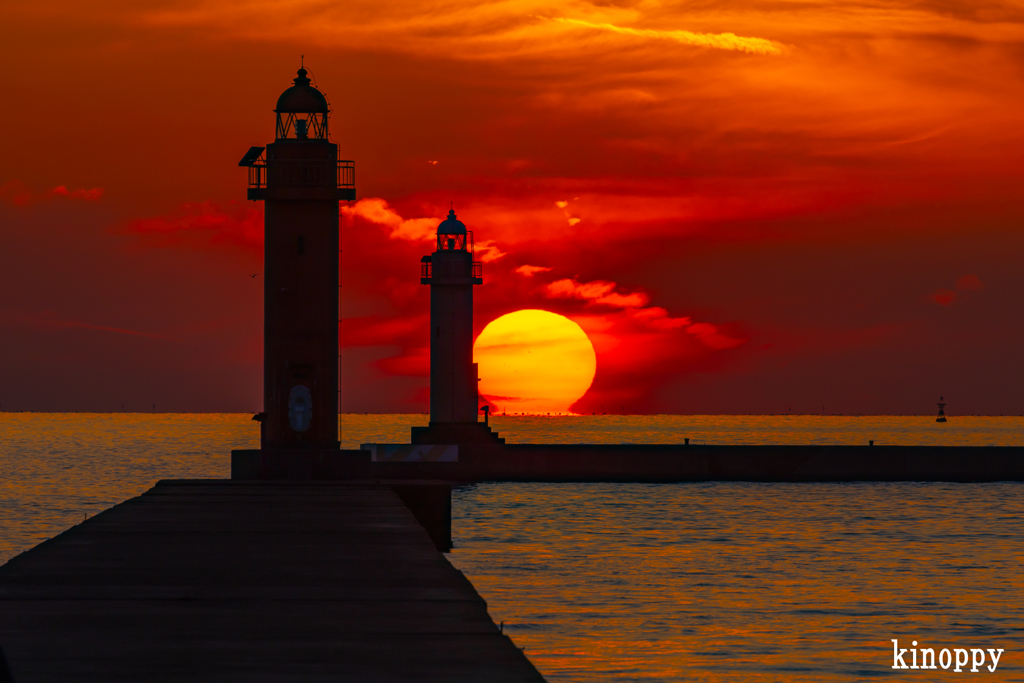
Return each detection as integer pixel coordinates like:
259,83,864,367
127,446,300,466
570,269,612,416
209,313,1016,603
554,199,581,226
342,315,429,346
686,322,746,350
122,200,262,255
546,277,649,308
343,198,507,264
1,180,104,207
516,264,553,276
50,186,104,201
631,306,691,330
955,274,983,292
930,275,983,306
0,181,31,206
475,239,506,263
342,198,438,242
931,288,956,306
567,306,748,412
376,346,429,376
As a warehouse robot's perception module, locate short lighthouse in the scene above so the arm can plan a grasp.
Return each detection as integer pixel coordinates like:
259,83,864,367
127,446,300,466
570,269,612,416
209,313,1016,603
239,66,356,473
412,210,503,445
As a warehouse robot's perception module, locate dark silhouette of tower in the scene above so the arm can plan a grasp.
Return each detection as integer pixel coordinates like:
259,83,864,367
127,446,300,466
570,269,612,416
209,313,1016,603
412,210,502,445
937,397,947,423
239,66,355,472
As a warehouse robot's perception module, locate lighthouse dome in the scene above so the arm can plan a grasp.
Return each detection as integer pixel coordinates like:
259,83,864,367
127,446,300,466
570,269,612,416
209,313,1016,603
437,209,466,234
275,68,329,113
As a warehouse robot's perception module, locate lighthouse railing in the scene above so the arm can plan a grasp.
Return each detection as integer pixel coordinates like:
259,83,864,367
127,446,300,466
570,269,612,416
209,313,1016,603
247,162,267,189
420,261,481,280
338,161,355,190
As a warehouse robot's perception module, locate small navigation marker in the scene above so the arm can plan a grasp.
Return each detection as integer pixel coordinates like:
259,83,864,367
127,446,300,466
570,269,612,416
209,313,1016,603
936,396,947,423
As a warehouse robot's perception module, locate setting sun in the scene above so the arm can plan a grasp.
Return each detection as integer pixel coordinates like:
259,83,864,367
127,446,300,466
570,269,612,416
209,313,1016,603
474,309,596,415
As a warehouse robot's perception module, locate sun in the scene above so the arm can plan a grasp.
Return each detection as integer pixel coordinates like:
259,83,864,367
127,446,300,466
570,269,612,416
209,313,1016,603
474,309,597,414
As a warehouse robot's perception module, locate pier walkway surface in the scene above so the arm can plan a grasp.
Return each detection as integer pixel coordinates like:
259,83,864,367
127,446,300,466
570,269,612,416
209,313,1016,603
0,480,545,682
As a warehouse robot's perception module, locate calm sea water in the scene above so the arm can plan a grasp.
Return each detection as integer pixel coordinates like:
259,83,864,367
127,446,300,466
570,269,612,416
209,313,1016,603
452,482,1023,681
2,413,1022,681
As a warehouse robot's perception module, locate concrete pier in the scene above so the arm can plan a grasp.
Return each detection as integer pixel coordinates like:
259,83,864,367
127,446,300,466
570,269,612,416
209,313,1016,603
0,480,544,682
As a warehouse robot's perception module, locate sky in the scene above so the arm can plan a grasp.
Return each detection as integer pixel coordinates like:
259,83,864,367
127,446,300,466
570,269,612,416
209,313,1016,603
2,0,1024,414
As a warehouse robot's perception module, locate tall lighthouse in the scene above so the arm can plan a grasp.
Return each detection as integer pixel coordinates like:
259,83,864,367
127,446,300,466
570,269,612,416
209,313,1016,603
239,66,355,471
412,210,503,445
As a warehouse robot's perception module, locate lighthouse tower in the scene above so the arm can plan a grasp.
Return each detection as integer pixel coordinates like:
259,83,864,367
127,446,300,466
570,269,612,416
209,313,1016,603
412,210,503,445
239,67,355,471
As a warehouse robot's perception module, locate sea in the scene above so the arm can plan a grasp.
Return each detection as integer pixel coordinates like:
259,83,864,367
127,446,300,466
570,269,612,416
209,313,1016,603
2,413,1022,681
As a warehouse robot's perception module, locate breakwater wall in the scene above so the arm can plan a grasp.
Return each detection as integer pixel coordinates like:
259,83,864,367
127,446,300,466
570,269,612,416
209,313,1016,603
371,444,1024,482
233,444,1024,482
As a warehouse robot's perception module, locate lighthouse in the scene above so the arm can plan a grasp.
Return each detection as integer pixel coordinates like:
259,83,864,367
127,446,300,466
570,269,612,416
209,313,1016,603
412,210,503,445
239,66,355,473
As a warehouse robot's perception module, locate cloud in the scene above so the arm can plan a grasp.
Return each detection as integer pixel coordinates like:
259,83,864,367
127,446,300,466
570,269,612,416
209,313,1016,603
1,180,104,207
345,198,507,262
555,199,581,227
591,291,647,307
955,274,984,291
546,277,650,308
628,307,744,350
566,305,747,412
686,322,746,350
549,18,784,55
476,239,506,263
135,0,784,63
342,198,438,242
546,278,744,352
50,186,104,202
931,275,983,305
631,306,691,330
516,264,553,277
122,200,262,254
0,181,31,207
932,288,956,306
342,315,429,346
376,346,429,376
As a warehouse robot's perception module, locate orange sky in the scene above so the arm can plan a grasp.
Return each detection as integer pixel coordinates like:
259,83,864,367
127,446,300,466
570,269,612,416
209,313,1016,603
2,0,1024,413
